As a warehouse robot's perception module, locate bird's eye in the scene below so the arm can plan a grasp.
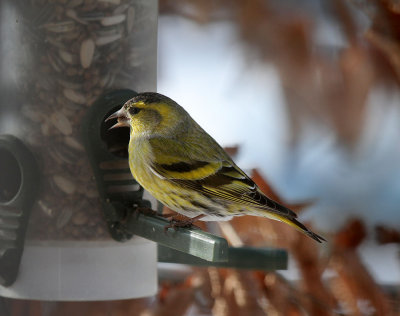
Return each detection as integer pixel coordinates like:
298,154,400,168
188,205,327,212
129,107,141,116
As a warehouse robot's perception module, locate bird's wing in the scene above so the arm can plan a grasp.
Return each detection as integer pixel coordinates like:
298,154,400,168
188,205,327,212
148,136,297,218
148,136,225,180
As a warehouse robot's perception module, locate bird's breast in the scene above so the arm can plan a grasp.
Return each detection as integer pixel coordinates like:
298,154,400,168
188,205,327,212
128,137,181,208
128,137,154,184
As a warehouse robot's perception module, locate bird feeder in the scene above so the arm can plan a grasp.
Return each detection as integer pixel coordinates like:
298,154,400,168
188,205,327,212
0,0,158,300
0,0,288,303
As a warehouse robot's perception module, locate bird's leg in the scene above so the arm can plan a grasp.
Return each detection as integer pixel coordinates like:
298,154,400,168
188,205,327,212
164,214,205,231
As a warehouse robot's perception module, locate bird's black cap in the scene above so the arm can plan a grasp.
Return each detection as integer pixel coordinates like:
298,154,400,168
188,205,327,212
131,92,173,105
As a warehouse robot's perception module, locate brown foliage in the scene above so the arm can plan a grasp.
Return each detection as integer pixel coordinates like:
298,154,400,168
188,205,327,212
160,0,400,146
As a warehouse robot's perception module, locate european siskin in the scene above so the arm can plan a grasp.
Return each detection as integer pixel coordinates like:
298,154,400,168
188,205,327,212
107,92,325,242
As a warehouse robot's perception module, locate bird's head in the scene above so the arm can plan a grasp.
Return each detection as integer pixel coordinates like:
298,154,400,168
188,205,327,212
106,92,187,137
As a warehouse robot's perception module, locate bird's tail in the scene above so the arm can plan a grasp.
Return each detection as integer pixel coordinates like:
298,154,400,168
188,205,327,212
248,190,325,242
273,213,326,243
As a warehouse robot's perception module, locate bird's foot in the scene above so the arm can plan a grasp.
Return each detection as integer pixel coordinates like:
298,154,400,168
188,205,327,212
164,214,205,232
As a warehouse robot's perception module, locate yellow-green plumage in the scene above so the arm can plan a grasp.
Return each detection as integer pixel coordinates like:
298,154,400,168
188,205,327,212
108,92,325,242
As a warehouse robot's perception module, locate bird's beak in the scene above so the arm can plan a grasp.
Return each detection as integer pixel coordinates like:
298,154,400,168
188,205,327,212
105,108,129,130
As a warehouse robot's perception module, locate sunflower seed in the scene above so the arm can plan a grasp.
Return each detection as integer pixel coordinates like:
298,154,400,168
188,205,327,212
50,146,80,165
45,36,68,50
65,9,88,24
50,112,73,135
37,200,54,217
65,136,85,151
53,175,76,195
96,25,123,38
41,21,75,33
63,88,87,105
95,33,122,46
57,78,83,90
47,51,65,72
114,3,130,15
79,12,105,22
56,208,73,229
80,38,95,68
101,14,126,26
59,49,76,65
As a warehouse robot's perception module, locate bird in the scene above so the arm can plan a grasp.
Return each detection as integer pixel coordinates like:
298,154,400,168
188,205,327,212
106,92,325,242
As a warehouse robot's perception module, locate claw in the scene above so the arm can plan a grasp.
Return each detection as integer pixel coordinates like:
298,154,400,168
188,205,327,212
163,214,205,232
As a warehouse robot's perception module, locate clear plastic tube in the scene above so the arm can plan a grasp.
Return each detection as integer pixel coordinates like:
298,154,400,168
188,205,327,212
0,0,158,300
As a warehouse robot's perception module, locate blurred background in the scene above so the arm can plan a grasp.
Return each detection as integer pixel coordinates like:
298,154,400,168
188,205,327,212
5,0,400,315
155,0,400,315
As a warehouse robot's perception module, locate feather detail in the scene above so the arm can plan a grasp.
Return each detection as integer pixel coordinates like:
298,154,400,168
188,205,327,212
153,160,222,180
